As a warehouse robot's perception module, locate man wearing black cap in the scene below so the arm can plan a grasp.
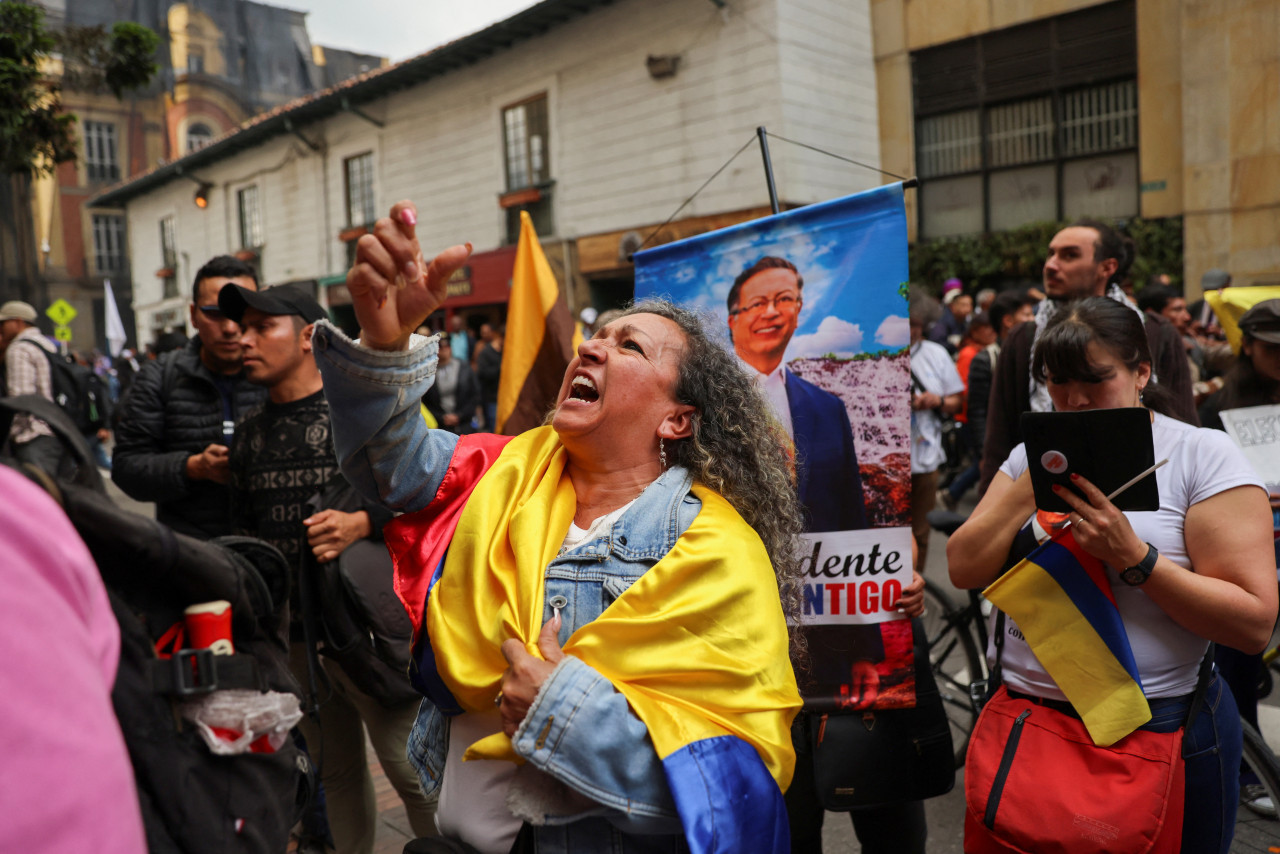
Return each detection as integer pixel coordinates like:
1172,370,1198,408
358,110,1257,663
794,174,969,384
218,283,437,854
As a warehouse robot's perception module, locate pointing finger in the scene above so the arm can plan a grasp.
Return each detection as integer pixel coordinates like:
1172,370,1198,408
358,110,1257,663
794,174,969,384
390,200,418,241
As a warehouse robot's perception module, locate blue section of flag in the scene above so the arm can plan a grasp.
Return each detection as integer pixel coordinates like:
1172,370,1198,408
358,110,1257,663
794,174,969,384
663,736,790,854
1032,540,1143,689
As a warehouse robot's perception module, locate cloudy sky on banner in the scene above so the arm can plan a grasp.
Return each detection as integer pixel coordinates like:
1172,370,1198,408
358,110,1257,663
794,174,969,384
299,1,541,62
634,187,911,360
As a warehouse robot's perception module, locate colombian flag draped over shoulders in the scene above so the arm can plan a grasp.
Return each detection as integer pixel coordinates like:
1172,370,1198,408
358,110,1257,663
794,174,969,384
984,525,1150,746
382,427,801,854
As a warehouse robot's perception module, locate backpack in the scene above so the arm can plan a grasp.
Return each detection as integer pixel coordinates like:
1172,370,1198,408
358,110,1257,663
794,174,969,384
0,394,312,854
16,339,110,434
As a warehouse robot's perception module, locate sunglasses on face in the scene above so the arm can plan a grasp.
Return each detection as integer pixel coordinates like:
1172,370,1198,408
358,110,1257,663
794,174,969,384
197,305,229,322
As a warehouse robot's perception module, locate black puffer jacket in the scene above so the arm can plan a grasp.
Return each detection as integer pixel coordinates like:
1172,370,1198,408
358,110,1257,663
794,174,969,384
112,338,266,539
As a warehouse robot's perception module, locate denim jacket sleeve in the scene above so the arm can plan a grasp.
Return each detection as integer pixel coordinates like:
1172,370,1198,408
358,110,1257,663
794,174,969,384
512,655,682,833
312,321,459,514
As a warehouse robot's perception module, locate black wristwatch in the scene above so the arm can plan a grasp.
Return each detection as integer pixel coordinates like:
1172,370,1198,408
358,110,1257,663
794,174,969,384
1120,543,1158,586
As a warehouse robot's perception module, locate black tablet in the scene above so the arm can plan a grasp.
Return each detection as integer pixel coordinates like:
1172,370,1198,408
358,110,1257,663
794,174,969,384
1020,409,1160,514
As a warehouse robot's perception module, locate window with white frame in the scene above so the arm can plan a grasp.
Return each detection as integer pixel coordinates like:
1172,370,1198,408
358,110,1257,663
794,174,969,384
92,214,126,274
84,120,120,183
187,122,214,152
344,152,375,226
501,94,553,244
238,185,263,249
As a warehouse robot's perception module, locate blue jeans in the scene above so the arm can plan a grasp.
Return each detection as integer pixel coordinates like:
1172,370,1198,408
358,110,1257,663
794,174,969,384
1142,673,1240,853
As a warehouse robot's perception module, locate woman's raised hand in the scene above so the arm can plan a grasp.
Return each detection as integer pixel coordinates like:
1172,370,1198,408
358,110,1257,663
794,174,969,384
1052,473,1149,570
346,201,472,350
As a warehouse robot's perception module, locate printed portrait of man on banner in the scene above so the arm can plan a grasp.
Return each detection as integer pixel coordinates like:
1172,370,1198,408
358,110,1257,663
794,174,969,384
634,184,914,712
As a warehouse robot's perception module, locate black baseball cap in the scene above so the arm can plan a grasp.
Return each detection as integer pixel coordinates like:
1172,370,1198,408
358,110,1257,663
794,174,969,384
218,283,327,325
1238,299,1280,344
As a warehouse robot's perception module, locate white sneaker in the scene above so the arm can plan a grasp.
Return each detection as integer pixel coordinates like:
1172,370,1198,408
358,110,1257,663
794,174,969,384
1242,783,1277,817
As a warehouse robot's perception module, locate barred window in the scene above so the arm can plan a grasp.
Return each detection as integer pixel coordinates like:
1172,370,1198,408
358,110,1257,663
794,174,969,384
986,97,1054,168
912,1,1138,237
916,111,980,179
238,185,263,249
344,152,375,227
84,121,120,183
1060,81,1137,158
92,214,126,274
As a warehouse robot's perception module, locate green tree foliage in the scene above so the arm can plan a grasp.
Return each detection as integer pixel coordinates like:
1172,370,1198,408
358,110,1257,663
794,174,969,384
60,21,160,99
0,2,76,176
0,2,159,177
909,217,1185,296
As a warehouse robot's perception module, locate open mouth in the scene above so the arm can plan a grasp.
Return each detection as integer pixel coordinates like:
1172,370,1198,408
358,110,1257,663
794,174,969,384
569,375,599,402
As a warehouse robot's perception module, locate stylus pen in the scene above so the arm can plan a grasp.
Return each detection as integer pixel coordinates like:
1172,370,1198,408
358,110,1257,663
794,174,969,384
1105,458,1170,502
1051,458,1170,537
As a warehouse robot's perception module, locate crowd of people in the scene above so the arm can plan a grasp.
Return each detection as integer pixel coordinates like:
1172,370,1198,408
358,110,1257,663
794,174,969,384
2,204,1279,854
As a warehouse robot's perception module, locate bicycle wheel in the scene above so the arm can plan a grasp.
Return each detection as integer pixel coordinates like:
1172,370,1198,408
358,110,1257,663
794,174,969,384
921,578,986,767
1240,720,1280,821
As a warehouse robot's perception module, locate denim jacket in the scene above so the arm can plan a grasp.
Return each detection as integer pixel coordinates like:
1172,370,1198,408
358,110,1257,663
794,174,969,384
313,322,694,852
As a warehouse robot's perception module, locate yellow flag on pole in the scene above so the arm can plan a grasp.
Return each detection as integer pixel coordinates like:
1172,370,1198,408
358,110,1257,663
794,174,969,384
495,212,576,434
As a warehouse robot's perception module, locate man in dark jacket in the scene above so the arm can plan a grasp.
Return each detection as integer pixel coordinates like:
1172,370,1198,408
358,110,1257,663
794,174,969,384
979,220,1197,492
111,256,267,538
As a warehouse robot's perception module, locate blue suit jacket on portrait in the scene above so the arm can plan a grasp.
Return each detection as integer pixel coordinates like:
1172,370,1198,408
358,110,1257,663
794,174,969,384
785,369,868,534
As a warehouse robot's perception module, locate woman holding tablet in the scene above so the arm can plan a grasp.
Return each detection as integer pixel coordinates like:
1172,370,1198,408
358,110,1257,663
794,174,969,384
948,297,1276,852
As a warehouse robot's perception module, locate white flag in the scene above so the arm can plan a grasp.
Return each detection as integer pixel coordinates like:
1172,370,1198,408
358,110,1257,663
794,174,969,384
104,279,128,358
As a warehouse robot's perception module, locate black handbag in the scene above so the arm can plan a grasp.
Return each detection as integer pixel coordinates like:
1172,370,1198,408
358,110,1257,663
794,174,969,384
306,480,419,708
808,620,955,809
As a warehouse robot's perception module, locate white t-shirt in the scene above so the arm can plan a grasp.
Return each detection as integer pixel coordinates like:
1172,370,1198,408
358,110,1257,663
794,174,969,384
743,362,794,438
992,412,1266,699
909,339,965,475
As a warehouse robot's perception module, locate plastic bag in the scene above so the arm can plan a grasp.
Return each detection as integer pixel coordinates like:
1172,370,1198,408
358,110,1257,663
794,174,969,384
180,690,303,756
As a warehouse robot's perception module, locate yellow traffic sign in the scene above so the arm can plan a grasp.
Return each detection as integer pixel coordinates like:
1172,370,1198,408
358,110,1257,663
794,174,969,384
47,298,77,326
54,325,73,342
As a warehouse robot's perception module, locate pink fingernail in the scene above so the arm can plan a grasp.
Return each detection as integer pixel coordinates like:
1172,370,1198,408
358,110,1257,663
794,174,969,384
401,208,417,226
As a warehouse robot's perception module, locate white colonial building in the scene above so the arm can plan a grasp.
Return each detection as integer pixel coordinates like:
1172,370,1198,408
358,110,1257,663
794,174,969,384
93,0,885,343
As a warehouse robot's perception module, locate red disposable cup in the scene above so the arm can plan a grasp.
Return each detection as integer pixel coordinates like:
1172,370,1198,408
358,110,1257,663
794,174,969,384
184,600,234,655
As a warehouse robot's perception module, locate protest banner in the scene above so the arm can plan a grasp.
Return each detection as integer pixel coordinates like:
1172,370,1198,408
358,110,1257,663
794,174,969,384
635,184,913,711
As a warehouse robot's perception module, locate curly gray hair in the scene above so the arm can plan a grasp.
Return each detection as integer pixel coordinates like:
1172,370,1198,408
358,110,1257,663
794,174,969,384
619,299,807,655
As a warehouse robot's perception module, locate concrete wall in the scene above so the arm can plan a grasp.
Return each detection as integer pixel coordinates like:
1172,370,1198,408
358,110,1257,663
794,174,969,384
1180,0,1280,294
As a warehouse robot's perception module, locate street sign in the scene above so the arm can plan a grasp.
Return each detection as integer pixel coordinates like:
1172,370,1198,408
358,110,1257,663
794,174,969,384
54,325,73,342
46,298,77,326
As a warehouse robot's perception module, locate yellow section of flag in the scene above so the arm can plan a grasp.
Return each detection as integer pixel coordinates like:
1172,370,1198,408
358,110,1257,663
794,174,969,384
496,211,564,433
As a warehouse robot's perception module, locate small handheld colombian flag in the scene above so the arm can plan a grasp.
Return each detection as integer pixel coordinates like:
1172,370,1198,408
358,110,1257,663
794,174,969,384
984,528,1151,746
